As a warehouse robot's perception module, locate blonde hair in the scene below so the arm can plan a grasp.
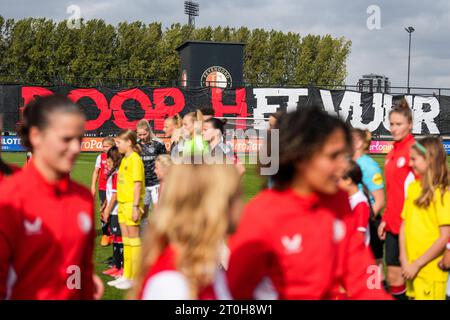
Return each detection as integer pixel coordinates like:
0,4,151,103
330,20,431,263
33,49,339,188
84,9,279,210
184,110,204,122
412,136,449,208
352,128,372,151
102,136,115,146
156,154,172,169
183,110,204,137
136,119,156,140
117,129,142,154
130,163,240,299
166,114,182,129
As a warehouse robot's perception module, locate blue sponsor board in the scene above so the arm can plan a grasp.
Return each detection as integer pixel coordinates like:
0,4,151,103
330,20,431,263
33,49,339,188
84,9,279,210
1,136,26,152
443,140,450,155
2,135,450,154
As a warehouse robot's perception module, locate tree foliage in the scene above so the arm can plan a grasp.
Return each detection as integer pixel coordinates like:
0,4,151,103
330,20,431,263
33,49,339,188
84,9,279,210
0,16,351,86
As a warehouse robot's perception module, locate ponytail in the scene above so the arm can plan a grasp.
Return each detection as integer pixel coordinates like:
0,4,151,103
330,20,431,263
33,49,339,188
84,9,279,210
204,118,227,135
133,144,142,154
361,183,375,220
106,146,123,177
352,128,372,151
344,160,375,219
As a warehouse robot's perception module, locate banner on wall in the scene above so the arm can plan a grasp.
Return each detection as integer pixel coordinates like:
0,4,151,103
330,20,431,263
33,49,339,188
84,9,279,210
3,135,449,155
1,136,24,152
443,141,450,154
1,85,450,136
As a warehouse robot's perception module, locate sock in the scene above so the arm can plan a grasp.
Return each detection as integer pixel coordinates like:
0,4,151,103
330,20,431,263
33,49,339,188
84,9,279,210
129,237,142,280
122,237,131,279
101,219,107,235
390,284,408,300
112,237,124,270
117,236,124,269
119,244,124,269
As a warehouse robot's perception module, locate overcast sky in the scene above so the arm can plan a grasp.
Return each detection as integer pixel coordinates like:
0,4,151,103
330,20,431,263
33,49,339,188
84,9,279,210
1,0,449,89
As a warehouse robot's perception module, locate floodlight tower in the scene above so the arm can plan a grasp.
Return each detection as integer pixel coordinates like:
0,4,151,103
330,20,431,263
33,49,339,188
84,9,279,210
405,26,415,94
184,1,199,28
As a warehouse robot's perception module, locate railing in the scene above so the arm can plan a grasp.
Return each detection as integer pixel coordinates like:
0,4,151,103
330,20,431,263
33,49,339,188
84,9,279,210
1,73,449,97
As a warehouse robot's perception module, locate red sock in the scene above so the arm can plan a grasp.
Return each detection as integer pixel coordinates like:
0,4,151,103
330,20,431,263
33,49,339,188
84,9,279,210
390,284,406,295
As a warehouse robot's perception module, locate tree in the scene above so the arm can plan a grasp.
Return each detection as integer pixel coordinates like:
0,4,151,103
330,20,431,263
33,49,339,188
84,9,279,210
0,17,351,86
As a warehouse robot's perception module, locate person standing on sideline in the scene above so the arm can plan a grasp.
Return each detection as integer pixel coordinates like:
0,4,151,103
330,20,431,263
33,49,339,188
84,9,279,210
352,128,386,283
91,136,115,247
378,99,415,299
107,130,145,290
136,120,166,230
399,137,450,300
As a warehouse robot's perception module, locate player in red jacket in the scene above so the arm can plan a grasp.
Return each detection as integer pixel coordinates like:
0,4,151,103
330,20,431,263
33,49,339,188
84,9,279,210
378,98,415,299
0,95,103,300
339,160,372,247
227,107,391,300
91,136,115,247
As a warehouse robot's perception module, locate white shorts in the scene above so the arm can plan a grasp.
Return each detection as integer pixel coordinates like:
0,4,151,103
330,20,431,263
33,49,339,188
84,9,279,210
446,275,450,297
144,185,160,207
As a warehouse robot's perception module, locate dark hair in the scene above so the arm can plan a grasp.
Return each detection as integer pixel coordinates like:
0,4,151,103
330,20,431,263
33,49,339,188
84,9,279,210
106,146,123,177
269,111,283,121
19,95,84,151
0,158,13,175
389,98,412,124
204,117,227,135
198,106,215,117
273,106,352,190
343,160,375,219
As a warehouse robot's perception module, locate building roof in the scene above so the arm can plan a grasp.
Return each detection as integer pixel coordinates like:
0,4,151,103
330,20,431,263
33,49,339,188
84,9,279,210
176,40,246,51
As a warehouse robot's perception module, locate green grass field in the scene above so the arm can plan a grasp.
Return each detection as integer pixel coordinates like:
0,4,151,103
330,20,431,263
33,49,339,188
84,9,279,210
2,152,449,299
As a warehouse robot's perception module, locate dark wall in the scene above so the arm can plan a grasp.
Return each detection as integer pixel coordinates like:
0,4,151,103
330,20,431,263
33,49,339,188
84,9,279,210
177,41,245,88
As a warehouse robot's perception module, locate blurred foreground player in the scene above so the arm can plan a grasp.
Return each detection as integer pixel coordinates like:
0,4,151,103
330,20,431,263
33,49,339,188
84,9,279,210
0,95,102,299
227,107,391,300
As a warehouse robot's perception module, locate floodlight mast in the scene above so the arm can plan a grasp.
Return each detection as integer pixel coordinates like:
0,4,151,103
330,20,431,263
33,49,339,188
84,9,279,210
184,1,199,28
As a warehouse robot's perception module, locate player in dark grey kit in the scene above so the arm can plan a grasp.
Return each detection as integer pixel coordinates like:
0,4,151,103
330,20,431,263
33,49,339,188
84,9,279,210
136,120,167,230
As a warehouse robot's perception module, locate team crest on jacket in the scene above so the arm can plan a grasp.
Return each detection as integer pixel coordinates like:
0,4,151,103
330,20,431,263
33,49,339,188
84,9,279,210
333,220,346,243
24,217,42,235
397,157,406,168
281,234,302,254
78,212,92,234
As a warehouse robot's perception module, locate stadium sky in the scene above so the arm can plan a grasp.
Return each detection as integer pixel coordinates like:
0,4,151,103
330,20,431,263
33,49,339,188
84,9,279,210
2,0,450,90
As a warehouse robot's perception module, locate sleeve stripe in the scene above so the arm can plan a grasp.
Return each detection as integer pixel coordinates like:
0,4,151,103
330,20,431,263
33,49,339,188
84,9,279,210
404,171,415,198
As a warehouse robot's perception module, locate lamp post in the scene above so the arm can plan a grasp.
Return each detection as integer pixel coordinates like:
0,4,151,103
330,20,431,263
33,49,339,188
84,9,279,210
405,26,415,94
